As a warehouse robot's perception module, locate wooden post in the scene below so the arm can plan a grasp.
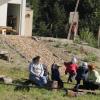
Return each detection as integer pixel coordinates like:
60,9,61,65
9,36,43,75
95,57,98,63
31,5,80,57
98,26,100,48
67,0,80,40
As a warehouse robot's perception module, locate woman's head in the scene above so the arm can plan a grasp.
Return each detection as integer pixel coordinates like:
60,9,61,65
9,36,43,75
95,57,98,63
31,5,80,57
32,56,40,64
88,64,96,71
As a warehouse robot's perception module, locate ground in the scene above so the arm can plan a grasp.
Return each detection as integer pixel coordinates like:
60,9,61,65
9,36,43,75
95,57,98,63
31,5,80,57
0,35,100,100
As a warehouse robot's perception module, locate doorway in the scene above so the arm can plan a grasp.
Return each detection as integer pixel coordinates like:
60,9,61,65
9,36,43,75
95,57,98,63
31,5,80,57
7,4,21,34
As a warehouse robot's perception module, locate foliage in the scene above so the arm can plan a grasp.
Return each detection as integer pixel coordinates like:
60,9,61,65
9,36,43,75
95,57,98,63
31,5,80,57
84,53,97,62
80,28,97,47
27,0,100,40
54,41,61,48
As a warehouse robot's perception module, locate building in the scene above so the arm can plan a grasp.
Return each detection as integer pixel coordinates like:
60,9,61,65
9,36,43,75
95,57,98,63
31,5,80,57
0,0,33,37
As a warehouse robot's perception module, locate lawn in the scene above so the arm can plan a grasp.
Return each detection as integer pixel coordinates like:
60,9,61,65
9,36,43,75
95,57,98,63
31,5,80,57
0,66,100,100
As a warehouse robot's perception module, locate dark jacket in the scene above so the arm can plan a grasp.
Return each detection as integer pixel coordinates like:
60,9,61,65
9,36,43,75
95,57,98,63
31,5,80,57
76,66,88,80
51,64,61,81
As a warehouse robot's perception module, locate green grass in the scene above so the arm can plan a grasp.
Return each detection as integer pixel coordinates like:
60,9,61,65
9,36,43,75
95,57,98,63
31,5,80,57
0,66,100,100
0,37,100,100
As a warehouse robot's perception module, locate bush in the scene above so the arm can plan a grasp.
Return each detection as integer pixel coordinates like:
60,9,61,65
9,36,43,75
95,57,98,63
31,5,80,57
79,28,97,47
84,53,97,62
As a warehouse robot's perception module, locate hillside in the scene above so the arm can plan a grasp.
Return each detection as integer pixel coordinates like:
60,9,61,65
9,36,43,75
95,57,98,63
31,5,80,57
0,35,100,70
0,35,100,100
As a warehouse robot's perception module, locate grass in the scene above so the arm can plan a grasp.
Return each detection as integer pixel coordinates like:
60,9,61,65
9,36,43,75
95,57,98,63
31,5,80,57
0,65,100,100
0,37,100,100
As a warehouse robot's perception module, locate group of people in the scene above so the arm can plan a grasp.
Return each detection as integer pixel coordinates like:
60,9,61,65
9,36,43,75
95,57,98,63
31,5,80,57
29,56,100,91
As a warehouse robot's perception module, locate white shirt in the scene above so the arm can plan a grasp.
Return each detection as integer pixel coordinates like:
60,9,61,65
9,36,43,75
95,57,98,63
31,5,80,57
29,62,44,77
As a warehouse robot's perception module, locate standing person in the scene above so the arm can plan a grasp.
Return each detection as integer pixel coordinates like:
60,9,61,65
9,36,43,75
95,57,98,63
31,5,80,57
74,62,88,91
70,22,78,40
64,57,78,83
29,56,47,87
51,63,63,88
85,64,100,90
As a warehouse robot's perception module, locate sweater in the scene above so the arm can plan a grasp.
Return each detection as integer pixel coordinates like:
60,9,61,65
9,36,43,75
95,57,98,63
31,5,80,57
64,62,78,74
88,70,100,84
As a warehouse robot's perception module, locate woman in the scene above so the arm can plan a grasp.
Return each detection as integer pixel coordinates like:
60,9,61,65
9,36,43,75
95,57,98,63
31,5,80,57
85,64,100,90
29,56,47,87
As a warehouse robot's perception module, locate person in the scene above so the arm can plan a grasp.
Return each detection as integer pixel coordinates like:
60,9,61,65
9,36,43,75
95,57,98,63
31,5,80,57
70,22,78,40
74,62,88,91
29,56,47,87
64,57,78,83
85,64,100,90
42,64,50,82
51,63,63,88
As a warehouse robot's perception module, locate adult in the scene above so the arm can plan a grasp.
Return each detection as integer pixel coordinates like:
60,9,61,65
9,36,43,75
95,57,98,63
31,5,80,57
64,57,78,83
85,64,100,90
29,56,47,87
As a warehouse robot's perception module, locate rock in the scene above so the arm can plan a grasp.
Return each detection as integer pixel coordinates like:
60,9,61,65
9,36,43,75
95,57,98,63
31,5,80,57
4,77,13,84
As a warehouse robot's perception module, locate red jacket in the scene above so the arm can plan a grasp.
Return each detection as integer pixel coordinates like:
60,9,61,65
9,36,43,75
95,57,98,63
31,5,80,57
64,62,78,74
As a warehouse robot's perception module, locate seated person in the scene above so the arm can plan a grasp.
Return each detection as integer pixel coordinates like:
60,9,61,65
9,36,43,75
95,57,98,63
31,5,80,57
64,57,78,83
74,62,88,91
76,64,100,90
42,64,50,81
51,63,63,88
85,64,100,90
29,56,47,87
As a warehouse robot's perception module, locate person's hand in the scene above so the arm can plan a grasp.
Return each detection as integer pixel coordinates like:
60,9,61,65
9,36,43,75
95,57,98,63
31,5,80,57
36,76,39,80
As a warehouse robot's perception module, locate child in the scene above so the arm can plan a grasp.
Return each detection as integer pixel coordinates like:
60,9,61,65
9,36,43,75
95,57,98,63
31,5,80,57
51,63,63,88
74,62,88,91
64,57,78,83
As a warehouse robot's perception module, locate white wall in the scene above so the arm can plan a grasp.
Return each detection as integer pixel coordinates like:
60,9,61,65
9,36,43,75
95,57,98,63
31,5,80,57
8,0,21,4
19,0,26,36
0,0,27,36
0,3,8,26
25,9,33,37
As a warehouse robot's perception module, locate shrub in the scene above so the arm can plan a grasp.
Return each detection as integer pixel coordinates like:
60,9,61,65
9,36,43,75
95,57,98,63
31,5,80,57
54,42,61,48
80,28,97,47
84,53,97,62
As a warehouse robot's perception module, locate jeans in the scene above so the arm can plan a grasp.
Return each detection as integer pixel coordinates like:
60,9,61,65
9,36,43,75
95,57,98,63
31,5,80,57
29,74,47,87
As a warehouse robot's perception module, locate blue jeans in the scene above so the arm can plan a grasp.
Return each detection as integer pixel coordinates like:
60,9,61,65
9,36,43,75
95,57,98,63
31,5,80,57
29,74,47,87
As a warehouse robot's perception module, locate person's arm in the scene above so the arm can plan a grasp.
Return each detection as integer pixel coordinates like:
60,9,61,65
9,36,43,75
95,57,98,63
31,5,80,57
29,63,37,76
39,64,44,77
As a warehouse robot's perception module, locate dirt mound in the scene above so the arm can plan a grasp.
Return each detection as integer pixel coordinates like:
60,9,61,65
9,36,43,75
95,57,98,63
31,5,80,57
1,35,62,68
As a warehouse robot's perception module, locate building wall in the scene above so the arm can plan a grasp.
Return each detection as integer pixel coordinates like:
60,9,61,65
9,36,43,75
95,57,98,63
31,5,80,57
8,0,21,4
0,0,31,37
19,0,26,36
24,8,33,37
0,3,8,26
